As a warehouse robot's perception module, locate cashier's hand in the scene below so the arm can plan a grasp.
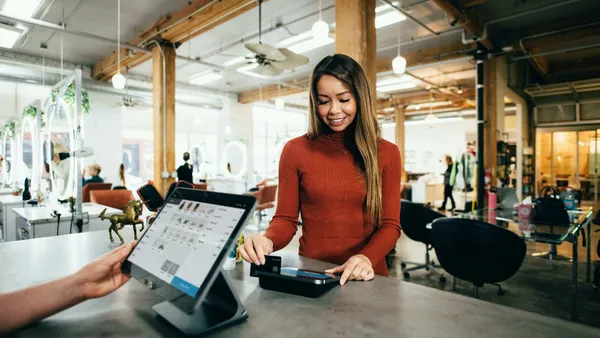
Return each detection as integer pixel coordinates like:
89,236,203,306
325,254,374,286
238,234,273,265
75,241,136,300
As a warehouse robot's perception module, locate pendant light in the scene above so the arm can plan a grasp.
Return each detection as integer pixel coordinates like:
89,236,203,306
392,20,406,74
275,84,285,110
311,0,329,41
112,0,126,90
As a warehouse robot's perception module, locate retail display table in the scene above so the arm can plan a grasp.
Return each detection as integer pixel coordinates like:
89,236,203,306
12,203,122,240
1,231,598,337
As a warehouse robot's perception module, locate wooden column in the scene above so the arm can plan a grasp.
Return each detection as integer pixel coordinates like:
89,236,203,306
483,57,498,187
395,106,405,162
152,43,177,195
335,0,377,87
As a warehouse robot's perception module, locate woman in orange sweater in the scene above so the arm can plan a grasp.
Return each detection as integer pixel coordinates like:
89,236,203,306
239,54,402,285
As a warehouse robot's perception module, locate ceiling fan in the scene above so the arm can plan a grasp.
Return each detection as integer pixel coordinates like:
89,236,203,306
230,0,309,77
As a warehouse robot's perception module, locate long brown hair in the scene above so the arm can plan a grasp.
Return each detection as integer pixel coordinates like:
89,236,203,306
307,54,382,227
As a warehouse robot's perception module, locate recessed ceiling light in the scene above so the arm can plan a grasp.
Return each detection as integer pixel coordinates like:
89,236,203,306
2,0,42,18
0,23,23,49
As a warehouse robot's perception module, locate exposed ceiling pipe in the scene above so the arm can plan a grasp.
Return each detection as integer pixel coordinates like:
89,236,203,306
484,0,584,27
519,20,600,42
514,20,600,72
381,0,439,35
0,73,223,110
511,42,600,61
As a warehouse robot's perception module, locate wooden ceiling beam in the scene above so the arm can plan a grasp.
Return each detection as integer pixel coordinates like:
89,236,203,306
238,84,306,104
92,0,262,81
431,0,493,49
375,88,475,111
376,42,475,74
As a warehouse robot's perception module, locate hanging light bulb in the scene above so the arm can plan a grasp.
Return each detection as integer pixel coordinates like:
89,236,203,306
457,86,464,94
392,56,406,74
275,98,285,110
112,0,126,89
312,0,329,41
112,72,126,90
312,20,329,40
391,19,406,74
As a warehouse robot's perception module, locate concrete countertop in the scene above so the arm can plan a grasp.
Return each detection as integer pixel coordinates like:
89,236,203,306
0,231,598,337
12,203,122,224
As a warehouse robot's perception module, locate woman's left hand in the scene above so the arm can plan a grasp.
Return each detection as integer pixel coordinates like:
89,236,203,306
325,254,374,286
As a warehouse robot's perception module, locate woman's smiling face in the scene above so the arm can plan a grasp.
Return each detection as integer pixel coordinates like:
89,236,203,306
315,74,357,132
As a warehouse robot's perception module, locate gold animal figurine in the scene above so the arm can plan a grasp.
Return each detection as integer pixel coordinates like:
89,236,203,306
100,200,145,243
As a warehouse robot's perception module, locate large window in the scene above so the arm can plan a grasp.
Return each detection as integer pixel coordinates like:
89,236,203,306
253,106,307,180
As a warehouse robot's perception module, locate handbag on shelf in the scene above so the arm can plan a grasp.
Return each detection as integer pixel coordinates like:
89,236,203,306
532,186,571,226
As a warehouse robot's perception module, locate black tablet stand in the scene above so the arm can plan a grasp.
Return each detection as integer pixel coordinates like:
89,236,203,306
152,271,247,336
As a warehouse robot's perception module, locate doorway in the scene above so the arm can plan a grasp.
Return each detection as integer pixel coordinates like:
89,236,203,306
536,128,600,204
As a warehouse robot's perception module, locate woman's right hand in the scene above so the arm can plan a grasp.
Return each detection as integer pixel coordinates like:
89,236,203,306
238,234,273,265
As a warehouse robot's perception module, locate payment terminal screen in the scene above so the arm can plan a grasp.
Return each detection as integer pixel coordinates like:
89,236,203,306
127,198,245,297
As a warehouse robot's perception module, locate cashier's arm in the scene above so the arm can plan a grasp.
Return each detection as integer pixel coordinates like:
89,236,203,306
0,242,135,334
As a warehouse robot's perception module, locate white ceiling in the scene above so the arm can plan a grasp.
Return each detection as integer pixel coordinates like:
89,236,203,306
0,0,467,100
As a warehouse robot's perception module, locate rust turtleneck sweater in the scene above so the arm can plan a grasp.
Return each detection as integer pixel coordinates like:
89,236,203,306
264,129,402,276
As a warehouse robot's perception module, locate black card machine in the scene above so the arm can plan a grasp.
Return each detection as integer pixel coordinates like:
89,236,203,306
250,256,340,298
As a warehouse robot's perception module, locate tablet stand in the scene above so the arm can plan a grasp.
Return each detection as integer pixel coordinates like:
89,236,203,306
152,271,247,336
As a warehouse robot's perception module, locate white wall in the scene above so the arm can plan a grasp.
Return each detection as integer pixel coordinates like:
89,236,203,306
405,119,476,174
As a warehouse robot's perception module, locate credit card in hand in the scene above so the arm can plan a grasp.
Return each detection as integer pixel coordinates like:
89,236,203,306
250,255,281,277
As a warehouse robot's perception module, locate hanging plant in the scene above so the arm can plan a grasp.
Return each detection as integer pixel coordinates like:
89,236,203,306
4,121,16,138
23,105,37,119
51,82,91,114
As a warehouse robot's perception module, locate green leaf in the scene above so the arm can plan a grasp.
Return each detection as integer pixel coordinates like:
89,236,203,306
51,82,91,114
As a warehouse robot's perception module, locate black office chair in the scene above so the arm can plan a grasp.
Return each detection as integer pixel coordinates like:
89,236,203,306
592,211,600,292
431,218,526,298
400,200,448,283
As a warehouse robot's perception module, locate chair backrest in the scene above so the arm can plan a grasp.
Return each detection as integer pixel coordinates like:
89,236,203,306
431,218,526,286
90,190,135,211
400,200,445,245
193,183,208,190
261,184,278,204
82,183,112,202
112,186,127,190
